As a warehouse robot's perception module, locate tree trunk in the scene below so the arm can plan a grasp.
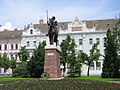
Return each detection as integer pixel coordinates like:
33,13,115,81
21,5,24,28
4,68,7,73
79,68,81,77
87,65,90,76
63,63,66,76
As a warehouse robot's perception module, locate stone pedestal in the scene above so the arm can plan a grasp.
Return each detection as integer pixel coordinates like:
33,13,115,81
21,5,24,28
44,45,61,78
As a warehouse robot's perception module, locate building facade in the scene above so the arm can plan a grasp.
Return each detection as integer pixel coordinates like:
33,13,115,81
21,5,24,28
0,29,22,74
0,18,117,76
21,18,117,76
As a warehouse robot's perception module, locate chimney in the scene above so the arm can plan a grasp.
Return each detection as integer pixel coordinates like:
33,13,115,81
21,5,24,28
4,29,7,31
14,28,18,31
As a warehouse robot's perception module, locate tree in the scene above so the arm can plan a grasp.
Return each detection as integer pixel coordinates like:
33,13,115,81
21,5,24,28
60,35,77,76
75,52,84,77
17,46,29,62
10,58,17,72
102,22,120,78
80,43,101,76
13,61,30,77
115,20,120,74
67,39,77,77
27,41,46,77
2,53,10,72
0,54,4,68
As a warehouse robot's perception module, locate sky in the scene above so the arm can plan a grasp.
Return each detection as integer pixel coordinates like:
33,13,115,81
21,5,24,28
0,0,120,29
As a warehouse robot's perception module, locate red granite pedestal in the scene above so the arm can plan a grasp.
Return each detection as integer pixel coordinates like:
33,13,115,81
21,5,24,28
44,45,61,78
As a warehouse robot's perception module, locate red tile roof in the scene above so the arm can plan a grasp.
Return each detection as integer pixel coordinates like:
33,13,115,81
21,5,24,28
0,30,22,39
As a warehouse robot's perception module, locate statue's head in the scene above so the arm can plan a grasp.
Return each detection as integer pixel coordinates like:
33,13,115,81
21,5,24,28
52,16,55,20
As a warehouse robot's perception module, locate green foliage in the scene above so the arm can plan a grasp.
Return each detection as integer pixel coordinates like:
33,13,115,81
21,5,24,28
65,76,120,82
0,79,120,90
67,39,77,77
10,59,17,71
0,54,4,68
2,53,10,71
13,61,30,78
102,22,120,78
0,53,17,73
60,35,78,77
60,35,71,75
79,43,101,76
27,41,46,78
0,77,30,82
75,52,85,76
17,46,29,62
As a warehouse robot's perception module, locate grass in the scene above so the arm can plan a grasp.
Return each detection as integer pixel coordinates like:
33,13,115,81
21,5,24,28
0,76,120,82
0,77,32,82
65,76,120,82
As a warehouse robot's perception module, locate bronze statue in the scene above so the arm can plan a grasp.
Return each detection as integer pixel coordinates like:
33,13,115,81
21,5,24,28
46,16,58,46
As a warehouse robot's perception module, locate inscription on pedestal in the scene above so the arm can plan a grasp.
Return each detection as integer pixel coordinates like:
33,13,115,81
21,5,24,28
47,53,54,56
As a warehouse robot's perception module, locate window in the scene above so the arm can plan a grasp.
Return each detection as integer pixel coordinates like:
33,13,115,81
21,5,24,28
98,49,100,53
96,62,101,70
90,49,92,55
61,25,64,29
90,62,94,70
11,54,14,59
0,68,1,73
89,38,93,45
104,37,107,44
0,45,1,50
15,54,17,60
96,38,100,44
11,44,13,50
53,40,59,45
79,50,83,53
5,44,7,50
33,41,36,47
79,39,83,45
27,41,30,47
30,29,33,34
16,44,18,49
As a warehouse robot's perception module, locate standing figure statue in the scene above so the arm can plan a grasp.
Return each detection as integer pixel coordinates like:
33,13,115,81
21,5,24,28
47,16,58,46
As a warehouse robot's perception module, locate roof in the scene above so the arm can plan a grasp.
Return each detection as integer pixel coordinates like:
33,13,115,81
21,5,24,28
0,19,117,37
34,19,117,33
86,19,117,30
0,30,23,39
34,22,69,34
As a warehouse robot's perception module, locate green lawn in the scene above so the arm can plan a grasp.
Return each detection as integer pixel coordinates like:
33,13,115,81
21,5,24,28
0,77,31,82
66,76,120,82
0,76,120,82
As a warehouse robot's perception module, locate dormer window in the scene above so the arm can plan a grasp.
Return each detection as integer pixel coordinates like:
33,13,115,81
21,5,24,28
30,29,33,34
61,25,64,29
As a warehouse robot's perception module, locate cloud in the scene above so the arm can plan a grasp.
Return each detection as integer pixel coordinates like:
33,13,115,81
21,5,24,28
0,22,14,31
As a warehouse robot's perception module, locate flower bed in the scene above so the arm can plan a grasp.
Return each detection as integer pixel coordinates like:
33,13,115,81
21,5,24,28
0,79,120,90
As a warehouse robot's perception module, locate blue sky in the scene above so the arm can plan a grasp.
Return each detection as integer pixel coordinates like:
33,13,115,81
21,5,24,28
0,0,120,29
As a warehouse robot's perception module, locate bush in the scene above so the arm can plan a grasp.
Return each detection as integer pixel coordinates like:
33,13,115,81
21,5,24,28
12,61,30,78
41,72,50,79
27,41,46,78
0,79,120,90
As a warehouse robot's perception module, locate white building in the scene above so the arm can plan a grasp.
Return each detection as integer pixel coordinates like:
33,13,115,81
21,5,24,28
21,18,117,76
